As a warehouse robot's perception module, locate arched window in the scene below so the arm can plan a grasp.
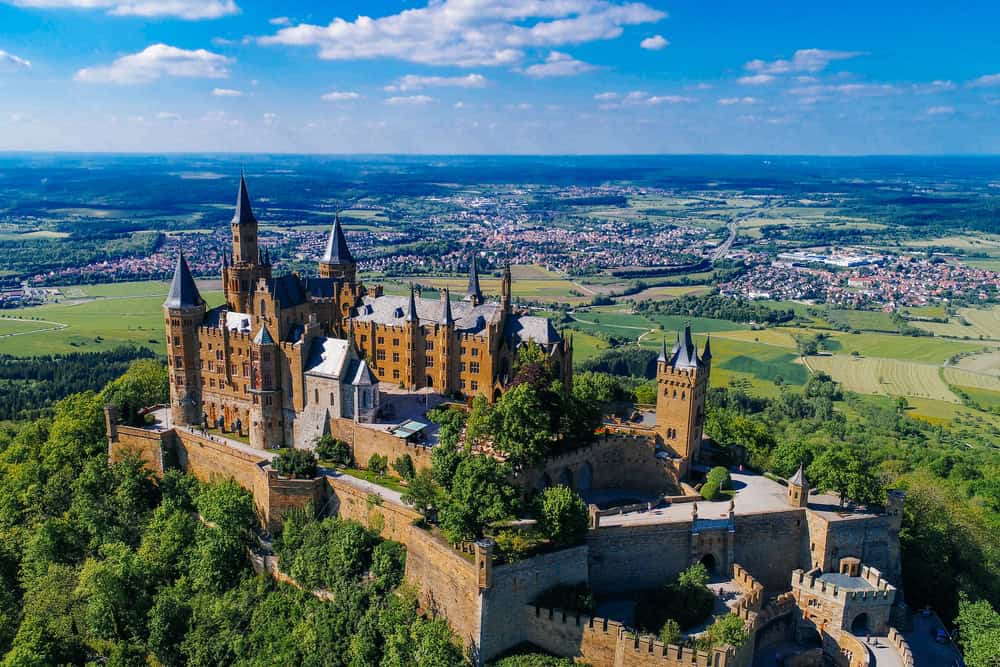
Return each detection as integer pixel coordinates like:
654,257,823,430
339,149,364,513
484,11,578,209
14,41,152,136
260,300,266,316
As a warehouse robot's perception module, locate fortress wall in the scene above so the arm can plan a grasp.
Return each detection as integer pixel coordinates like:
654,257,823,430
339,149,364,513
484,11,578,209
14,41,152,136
806,512,900,586
733,510,806,593
517,434,681,495
264,471,326,532
173,429,268,492
108,422,169,475
586,522,693,594
323,476,483,653
326,417,433,473
479,546,589,660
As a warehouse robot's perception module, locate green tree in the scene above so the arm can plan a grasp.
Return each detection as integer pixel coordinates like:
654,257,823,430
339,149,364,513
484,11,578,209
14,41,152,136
465,395,495,444
659,618,681,645
368,453,388,476
491,383,553,466
392,454,416,481
538,486,589,546
76,542,152,642
401,468,442,518
314,435,352,466
809,445,883,508
100,359,168,426
440,455,517,542
956,594,1000,667
272,449,317,478
701,613,748,648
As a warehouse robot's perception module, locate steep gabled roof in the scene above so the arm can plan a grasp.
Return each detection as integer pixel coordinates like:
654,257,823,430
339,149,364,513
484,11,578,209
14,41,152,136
441,288,454,326
267,274,308,308
351,358,378,386
164,252,203,309
657,338,668,363
404,284,418,323
321,213,354,265
232,173,257,226
253,326,274,345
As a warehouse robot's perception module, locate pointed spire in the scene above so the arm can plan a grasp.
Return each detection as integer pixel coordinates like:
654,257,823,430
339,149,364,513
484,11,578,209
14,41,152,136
253,326,274,346
789,463,807,487
165,252,203,309
671,332,681,355
441,288,454,326
264,247,271,265
321,213,355,266
683,321,696,358
405,283,418,323
465,252,483,303
702,336,712,362
657,337,668,363
223,252,229,268
232,173,257,226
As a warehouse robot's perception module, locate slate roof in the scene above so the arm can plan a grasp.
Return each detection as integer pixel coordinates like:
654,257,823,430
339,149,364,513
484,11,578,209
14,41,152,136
321,214,354,265
465,253,483,302
304,276,339,299
353,294,502,334
350,358,378,386
667,324,706,369
232,174,257,226
789,463,807,487
504,315,562,346
164,253,203,309
253,326,275,345
305,337,350,379
267,274,308,308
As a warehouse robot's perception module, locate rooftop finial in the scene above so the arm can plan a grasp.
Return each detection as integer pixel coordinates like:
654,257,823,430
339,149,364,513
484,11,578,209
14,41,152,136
405,283,418,323
164,251,203,309
232,171,257,226
441,288,454,326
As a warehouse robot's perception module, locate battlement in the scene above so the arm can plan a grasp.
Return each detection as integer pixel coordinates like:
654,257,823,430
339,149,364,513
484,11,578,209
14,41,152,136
860,565,893,593
731,563,764,612
792,568,894,601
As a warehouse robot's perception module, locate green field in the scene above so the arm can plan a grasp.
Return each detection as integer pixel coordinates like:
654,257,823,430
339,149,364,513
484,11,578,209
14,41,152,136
819,332,980,364
568,331,608,364
0,318,66,337
805,356,958,403
913,305,1000,340
826,309,899,333
0,282,224,356
956,386,1000,410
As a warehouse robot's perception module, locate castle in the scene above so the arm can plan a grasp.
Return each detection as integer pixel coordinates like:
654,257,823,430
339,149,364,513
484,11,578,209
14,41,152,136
164,175,571,449
118,174,915,666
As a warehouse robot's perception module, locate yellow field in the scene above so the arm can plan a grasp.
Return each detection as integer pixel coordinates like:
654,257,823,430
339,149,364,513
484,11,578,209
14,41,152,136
623,285,712,301
954,350,1000,376
709,328,800,349
804,355,958,403
913,305,1000,340
943,367,1000,391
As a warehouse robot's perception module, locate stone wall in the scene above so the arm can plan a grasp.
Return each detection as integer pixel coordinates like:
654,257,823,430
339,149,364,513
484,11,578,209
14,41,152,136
805,512,901,586
733,510,806,593
106,418,169,475
587,521,693,594
479,546,589,660
326,417,433,473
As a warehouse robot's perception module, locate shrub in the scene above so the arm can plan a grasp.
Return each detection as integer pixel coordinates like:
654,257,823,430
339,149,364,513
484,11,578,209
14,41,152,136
707,466,732,490
699,613,748,649
538,486,589,547
659,618,681,645
392,454,416,481
368,453,388,476
701,479,723,501
493,529,537,564
315,435,351,466
635,564,714,632
370,540,406,592
272,449,318,478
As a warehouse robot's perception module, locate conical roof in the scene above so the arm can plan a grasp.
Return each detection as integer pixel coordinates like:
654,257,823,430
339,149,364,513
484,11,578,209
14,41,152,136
657,338,668,363
702,336,712,360
164,252,203,309
441,288,454,326
321,213,354,265
404,284,418,323
253,326,275,345
789,463,807,487
232,173,257,226
465,252,483,302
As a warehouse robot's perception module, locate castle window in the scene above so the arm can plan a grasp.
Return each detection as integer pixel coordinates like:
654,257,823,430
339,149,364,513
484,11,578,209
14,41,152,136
210,379,215,388
174,356,182,369
392,352,400,363
461,346,467,355
471,348,479,357
392,369,400,380
470,362,480,374
378,336,385,345
315,389,319,404
392,338,399,346
425,340,434,351
376,350,386,361
460,362,467,372
470,380,479,391
425,357,434,368
361,335,367,343
459,379,466,389
330,392,335,406
176,375,184,386
378,368,384,375
173,336,180,345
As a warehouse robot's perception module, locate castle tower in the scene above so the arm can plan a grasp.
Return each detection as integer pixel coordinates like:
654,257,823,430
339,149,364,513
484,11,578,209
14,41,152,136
500,262,512,314
224,174,270,313
438,288,455,393
249,325,283,449
319,213,357,283
403,284,420,389
164,252,206,426
464,252,483,306
655,324,710,475
788,463,809,508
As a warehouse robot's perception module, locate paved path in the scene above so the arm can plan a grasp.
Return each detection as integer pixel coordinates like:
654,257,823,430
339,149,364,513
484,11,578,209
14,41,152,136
0,316,68,338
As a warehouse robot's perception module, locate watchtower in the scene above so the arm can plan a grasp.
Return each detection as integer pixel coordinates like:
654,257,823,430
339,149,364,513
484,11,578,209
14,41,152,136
164,253,205,426
655,324,711,475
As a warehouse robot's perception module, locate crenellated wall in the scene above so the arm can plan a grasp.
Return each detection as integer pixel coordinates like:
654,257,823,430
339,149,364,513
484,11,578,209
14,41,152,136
325,417,434,473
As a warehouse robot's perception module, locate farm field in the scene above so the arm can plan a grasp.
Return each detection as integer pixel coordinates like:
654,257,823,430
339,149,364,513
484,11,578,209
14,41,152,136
912,305,1000,340
386,265,591,304
825,309,899,333
954,350,1000,376
622,285,712,301
943,367,1000,391
804,355,957,403
957,386,1000,410
0,318,65,337
568,331,608,365
819,331,981,364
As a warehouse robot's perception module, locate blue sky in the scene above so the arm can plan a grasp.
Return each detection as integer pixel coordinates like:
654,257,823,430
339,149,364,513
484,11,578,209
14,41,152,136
1,0,999,154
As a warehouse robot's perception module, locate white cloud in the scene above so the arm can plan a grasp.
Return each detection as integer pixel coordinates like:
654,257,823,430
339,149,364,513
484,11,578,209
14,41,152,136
75,44,232,84
505,102,533,110
594,91,618,100
9,112,32,122
213,87,243,97
926,106,955,115
523,51,595,78
10,0,238,20
789,83,896,98
738,74,775,86
453,101,467,109
259,0,664,68
263,112,277,125
0,49,31,70
647,95,694,104
269,16,290,25
912,80,955,93
969,73,1000,87
385,73,486,92
640,34,668,50
624,90,648,101
320,90,361,101
385,95,433,105
718,96,758,105
156,111,180,120
744,49,864,75
687,83,713,90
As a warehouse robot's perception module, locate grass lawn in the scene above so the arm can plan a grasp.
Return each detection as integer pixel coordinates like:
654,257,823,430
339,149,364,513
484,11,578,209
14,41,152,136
568,330,609,365
956,385,1000,410
621,285,713,301
339,467,407,494
825,309,899,333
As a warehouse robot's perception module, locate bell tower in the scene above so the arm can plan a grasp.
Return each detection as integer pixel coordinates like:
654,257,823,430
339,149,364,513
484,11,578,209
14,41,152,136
655,325,711,476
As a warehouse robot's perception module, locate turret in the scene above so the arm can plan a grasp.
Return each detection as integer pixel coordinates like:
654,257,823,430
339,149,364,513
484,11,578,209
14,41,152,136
164,252,206,426
249,325,282,449
788,463,809,508
655,322,711,478
438,288,455,393
501,262,512,314
231,172,259,265
319,213,357,283
224,173,270,313
464,252,483,306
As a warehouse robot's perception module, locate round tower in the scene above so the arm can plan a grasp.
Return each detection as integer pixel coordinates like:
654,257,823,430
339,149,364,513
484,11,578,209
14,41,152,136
164,253,205,426
249,326,283,449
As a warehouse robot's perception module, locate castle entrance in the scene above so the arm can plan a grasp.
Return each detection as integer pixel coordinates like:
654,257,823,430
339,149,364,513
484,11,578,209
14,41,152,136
699,553,718,574
850,613,870,635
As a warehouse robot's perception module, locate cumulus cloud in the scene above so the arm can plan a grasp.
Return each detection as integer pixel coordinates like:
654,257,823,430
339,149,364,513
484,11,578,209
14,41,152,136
74,44,232,84
9,0,238,20
789,83,896,97
647,95,694,104
269,16,290,25
744,48,864,75
320,90,361,101
259,0,664,68
601,90,694,107
212,87,243,97
385,73,486,92
926,106,955,115
969,73,1000,87
0,49,31,70
640,34,668,50
523,51,595,77
385,95,433,105
912,80,955,93
718,96,758,105
738,74,775,86
594,91,618,100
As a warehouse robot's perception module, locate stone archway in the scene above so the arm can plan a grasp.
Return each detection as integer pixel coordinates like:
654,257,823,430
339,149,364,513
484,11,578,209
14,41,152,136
850,612,870,635
699,553,718,575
